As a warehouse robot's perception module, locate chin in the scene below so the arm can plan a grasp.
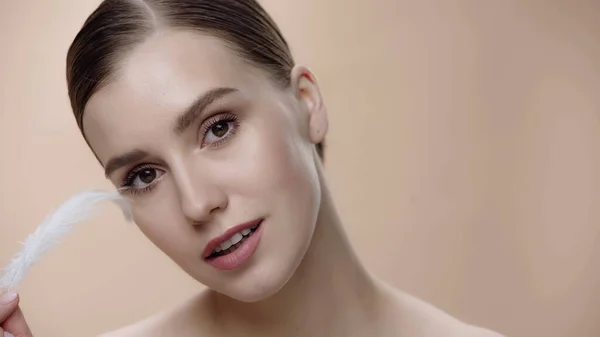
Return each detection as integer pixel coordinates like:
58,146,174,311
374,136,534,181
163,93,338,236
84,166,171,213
227,283,283,303
216,263,298,303
199,248,305,303
192,217,317,303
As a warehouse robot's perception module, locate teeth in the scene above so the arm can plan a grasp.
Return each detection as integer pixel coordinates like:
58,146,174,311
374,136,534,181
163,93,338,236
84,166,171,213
220,239,233,250
230,233,243,245
216,231,246,252
212,225,259,255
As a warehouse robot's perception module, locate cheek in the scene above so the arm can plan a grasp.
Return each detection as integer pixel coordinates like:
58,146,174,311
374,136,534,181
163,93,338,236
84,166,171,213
130,193,196,257
226,113,317,198
228,116,322,246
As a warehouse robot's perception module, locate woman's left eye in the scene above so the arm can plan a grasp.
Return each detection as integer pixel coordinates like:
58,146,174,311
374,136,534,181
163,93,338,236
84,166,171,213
201,115,238,147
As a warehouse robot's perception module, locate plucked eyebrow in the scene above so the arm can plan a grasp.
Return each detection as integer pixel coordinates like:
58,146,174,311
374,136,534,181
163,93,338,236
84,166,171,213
104,149,150,178
103,86,238,178
174,86,238,134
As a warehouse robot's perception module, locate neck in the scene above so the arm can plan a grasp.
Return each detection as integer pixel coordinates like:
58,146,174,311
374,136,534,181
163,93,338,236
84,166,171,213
210,184,385,336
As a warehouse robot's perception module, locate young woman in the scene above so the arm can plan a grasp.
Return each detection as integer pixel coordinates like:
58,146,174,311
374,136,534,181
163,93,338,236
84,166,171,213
1,1,503,336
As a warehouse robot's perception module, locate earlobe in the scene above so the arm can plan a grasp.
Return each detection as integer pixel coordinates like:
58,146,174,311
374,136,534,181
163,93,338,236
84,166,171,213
290,65,328,144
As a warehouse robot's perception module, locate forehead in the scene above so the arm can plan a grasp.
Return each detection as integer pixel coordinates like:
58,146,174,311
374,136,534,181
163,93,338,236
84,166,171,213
82,29,265,162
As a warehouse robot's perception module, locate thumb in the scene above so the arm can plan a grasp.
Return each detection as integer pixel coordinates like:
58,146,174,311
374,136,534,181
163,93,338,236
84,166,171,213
0,292,19,322
2,330,16,337
2,306,33,337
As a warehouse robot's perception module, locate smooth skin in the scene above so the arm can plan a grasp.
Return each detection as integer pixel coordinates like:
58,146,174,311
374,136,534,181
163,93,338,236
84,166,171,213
0,292,32,337
1,29,504,337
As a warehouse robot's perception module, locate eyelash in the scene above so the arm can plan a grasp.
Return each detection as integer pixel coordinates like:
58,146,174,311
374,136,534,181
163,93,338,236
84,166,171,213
118,112,241,196
199,112,240,148
118,164,163,196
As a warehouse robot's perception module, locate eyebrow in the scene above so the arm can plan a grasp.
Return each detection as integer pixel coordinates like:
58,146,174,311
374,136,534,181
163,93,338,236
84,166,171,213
104,149,149,178
174,86,238,134
103,86,238,178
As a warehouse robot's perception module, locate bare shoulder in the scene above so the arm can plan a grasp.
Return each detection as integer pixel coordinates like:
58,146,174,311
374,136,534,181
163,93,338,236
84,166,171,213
96,308,171,337
96,291,211,337
385,286,505,337
460,325,506,337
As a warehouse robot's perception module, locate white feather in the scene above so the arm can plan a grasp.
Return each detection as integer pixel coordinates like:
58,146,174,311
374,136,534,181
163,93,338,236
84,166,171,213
0,189,132,292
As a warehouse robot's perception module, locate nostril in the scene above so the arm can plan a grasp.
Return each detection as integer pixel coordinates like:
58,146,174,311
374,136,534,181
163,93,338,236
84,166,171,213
176,177,228,224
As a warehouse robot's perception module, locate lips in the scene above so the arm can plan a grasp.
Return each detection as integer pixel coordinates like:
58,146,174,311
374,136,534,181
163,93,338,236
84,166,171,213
202,218,263,259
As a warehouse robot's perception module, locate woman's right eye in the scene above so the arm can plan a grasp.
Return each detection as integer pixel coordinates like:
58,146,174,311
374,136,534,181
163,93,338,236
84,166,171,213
127,167,165,190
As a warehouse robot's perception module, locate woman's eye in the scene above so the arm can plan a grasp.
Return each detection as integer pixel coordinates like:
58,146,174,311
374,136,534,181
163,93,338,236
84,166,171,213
131,168,164,189
203,120,234,144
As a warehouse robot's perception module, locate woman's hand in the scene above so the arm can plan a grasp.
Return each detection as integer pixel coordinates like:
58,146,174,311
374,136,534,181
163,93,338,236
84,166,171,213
0,292,33,337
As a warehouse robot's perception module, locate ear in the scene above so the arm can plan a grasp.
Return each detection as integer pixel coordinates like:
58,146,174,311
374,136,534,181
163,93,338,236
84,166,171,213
290,65,328,144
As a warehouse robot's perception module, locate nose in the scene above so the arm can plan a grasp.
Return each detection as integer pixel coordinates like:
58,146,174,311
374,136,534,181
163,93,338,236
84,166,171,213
172,163,228,225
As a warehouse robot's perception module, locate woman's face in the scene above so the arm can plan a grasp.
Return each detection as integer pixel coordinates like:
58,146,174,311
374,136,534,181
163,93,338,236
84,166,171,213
82,29,328,302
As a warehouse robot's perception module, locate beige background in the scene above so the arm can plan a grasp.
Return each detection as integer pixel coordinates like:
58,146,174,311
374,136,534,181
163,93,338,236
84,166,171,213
1,1,599,336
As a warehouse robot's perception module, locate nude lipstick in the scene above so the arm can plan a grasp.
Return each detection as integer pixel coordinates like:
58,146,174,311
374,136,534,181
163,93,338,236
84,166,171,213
202,218,263,270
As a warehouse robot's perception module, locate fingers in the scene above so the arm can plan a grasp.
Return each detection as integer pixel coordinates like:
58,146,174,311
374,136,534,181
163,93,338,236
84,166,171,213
3,306,33,337
0,292,32,337
1,328,16,337
0,292,19,323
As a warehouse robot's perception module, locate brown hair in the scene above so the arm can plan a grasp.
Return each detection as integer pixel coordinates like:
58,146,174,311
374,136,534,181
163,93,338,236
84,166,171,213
66,0,324,160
